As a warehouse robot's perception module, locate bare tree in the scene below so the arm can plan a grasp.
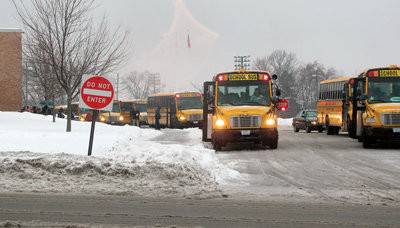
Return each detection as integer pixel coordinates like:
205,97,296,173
123,71,151,99
296,61,337,109
23,36,64,108
13,0,130,132
254,50,299,116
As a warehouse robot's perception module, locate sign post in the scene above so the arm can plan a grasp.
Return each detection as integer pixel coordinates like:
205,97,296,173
79,75,114,156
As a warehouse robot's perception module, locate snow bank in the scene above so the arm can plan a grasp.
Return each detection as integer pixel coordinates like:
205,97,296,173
0,112,241,197
278,118,293,126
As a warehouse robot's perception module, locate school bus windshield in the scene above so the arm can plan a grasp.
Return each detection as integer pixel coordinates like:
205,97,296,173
136,104,147,112
368,77,400,103
112,103,121,112
217,81,270,106
120,103,133,112
177,96,202,110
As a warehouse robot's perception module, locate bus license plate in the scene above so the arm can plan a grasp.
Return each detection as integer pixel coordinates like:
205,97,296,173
241,130,251,136
393,128,400,133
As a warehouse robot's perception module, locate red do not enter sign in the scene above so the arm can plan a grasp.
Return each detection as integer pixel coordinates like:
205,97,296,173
80,75,115,110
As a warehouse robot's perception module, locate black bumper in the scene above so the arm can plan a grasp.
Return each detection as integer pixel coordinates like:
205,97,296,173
178,121,203,128
213,128,278,144
364,127,400,140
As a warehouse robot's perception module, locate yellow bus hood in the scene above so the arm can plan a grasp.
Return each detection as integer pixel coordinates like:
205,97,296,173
217,106,272,116
368,103,400,114
180,109,203,115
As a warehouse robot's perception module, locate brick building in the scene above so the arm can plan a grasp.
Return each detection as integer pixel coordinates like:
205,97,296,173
0,29,22,111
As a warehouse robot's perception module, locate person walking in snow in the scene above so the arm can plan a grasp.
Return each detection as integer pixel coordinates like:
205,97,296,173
57,108,65,118
155,106,161,130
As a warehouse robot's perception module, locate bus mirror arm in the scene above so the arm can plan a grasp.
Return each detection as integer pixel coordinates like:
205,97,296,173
209,105,216,114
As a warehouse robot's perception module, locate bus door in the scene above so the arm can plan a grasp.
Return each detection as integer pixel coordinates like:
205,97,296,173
354,78,366,137
342,83,349,131
202,81,214,142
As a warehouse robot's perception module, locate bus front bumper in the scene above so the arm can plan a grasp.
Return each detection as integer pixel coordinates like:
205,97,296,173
212,128,278,144
178,120,203,128
364,127,400,140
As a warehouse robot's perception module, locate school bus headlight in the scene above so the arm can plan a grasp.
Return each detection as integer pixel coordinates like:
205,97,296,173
100,116,106,122
119,116,124,121
311,121,317,125
266,119,276,126
179,116,186,121
215,119,225,127
366,117,376,123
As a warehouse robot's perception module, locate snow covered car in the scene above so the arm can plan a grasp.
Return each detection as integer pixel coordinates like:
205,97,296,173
292,110,324,133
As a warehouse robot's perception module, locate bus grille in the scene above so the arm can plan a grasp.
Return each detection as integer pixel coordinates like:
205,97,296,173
230,116,261,128
188,114,202,121
383,114,400,125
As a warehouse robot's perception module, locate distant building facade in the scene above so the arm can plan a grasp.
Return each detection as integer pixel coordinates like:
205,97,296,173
0,29,22,111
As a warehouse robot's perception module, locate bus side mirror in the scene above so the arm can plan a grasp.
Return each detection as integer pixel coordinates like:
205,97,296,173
272,74,278,80
275,88,282,97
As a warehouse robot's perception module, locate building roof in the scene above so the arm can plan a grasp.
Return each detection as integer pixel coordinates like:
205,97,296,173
0,28,23,33
320,76,352,84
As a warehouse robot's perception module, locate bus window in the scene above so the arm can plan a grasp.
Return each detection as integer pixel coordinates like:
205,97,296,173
177,96,202,110
121,102,133,112
112,103,121,112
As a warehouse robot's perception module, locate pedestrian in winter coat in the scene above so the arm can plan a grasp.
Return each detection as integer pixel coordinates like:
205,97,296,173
155,106,161,130
57,108,65,118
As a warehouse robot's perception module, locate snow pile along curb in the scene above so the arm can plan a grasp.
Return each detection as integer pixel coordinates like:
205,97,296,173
0,112,241,197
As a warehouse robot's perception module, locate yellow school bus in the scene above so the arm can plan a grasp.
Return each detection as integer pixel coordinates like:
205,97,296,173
343,65,400,148
147,92,203,128
317,76,352,135
202,71,288,150
98,101,130,125
120,99,148,125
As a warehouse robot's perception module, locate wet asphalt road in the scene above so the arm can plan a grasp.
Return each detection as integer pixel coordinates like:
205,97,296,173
1,127,400,227
1,193,400,228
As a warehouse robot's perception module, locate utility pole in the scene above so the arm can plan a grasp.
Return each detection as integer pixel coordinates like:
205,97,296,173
148,73,161,94
116,73,119,101
234,55,251,71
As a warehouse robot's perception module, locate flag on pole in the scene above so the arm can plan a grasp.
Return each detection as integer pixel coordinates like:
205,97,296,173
187,33,191,49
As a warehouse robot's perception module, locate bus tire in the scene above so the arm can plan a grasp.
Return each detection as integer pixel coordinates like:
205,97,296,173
306,125,312,133
269,138,278,149
363,137,374,149
318,127,324,133
334,127,340,135
294,127,299,132
212,139,223,151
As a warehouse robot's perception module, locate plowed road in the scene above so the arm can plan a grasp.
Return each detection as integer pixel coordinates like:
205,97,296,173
1,127,400,227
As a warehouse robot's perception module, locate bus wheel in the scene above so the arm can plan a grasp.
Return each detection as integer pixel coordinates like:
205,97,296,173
269,139,278,149
306,126,312,133
363,137,375,149
318,127,324,133
212,139,223,151
334,127,340,135
294,126,299,132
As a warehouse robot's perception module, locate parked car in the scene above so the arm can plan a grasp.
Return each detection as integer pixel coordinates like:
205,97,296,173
292,110,323,133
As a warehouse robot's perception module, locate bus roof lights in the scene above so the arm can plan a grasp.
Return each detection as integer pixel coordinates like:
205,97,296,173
367,70,379,77
259,74,270,81
217,75,227,81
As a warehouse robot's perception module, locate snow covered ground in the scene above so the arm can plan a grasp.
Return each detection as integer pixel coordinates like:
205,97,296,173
0,112,240,198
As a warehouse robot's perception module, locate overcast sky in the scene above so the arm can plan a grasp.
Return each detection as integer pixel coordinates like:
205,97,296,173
2,0,400,90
